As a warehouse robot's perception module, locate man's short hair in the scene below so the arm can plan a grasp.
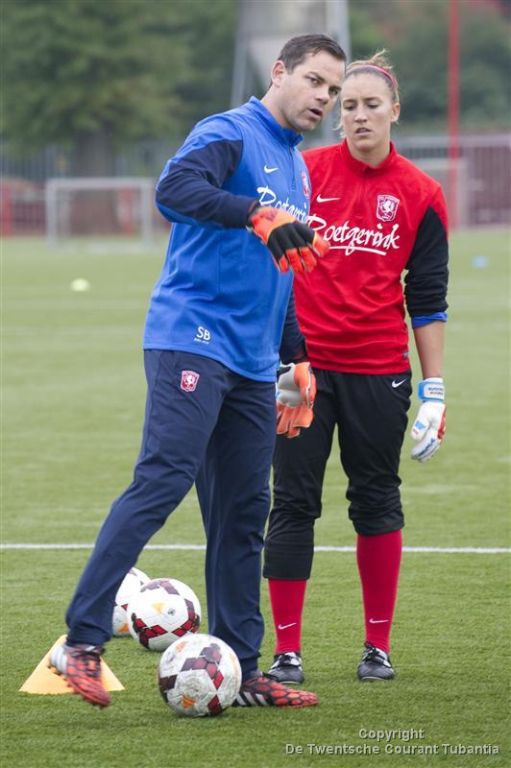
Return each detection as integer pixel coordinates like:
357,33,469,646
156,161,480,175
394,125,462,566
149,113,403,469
278,34,346,72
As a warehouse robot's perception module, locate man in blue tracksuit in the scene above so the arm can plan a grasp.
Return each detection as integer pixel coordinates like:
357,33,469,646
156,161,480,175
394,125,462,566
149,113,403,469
49,34,345,709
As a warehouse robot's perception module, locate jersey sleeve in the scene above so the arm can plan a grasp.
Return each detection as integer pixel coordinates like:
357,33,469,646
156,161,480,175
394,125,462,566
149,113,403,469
404,186,449,319
156,114,258,229
279,290,307,365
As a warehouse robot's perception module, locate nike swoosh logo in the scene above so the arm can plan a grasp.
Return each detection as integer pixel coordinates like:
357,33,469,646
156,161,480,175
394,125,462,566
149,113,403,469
369,618,390,624
316,194,341,203
392,379,407,388
277,622,297,630
264,165,278,173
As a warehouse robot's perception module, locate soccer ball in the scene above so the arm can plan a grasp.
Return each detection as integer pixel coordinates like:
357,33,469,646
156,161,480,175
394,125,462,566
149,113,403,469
113,567,151,636
158,633,242,717
127,577,201,651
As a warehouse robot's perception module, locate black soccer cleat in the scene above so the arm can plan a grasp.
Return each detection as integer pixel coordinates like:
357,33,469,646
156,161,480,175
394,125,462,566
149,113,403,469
357,643,395,681
266,652,305,684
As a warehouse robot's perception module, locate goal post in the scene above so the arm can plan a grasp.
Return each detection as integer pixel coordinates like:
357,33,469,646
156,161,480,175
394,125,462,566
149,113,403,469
45,177,158,246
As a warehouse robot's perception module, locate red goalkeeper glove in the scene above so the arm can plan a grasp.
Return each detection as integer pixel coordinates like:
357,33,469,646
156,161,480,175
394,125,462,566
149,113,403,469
248,206,329,273
276,362,317,438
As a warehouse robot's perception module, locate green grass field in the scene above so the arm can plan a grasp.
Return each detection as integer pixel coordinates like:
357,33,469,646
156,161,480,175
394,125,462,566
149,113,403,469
2,231,510,768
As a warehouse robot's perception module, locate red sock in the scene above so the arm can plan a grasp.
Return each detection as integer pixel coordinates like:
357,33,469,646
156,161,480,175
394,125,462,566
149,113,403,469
268,578,307,654
356,530,402,654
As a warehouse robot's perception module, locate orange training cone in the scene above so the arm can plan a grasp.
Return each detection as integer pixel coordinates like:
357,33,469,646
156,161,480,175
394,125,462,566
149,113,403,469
19,635,124,695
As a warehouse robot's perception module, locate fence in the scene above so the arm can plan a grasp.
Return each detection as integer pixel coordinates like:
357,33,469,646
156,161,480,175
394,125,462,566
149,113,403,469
395,133,511,229
1,134,509,236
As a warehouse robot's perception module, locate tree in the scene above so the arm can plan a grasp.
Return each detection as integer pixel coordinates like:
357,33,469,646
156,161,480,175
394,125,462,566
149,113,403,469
349,3,385,59
355,0,511,131
458,1,511,125
1,0,236,173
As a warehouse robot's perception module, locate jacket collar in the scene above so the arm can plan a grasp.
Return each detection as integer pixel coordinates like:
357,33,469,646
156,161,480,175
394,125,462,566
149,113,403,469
248,97,303,148
340,139,397,174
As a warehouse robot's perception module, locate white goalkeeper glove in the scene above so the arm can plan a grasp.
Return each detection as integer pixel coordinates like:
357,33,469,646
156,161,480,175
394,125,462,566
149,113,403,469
410,378,446,462
276,362,316,438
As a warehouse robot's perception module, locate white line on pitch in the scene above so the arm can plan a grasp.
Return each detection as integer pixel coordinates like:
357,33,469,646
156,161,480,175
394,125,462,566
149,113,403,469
0,543,509,554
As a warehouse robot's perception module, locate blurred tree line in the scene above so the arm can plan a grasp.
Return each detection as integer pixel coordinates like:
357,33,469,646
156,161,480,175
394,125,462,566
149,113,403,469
1,0,237,173
354,0,511,129
1,0,510,174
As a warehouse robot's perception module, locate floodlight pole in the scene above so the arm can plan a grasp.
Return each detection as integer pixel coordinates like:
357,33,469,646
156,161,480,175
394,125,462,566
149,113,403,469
318,0,351,145
329,0,351,62
447,0,460,230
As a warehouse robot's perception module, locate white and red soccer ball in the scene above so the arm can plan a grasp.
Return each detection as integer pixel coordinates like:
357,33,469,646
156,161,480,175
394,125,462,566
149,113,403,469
113,567,151,637
158,633,242,717
127,577,201,651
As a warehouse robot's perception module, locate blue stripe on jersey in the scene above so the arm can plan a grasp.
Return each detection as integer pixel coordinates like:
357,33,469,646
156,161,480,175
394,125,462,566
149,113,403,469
411,312,448,328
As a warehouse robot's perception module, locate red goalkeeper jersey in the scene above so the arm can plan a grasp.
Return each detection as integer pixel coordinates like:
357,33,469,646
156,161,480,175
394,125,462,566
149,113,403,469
295,140,449,374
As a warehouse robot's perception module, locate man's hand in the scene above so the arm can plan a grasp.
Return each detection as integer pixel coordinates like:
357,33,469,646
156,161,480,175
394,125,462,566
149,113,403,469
410,378,446,462
276,362,317,438
248,206,329,273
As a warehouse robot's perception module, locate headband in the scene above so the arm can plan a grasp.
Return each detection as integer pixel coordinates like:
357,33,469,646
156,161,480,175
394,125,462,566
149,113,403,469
347,63,398,91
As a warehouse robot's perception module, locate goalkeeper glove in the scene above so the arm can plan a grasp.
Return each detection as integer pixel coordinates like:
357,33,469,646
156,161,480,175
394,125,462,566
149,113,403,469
410,377,446,462
276,362,317,438
248,206,329,273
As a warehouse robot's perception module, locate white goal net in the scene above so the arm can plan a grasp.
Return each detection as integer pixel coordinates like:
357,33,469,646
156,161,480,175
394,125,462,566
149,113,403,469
45,177,160,245
412,158,469,228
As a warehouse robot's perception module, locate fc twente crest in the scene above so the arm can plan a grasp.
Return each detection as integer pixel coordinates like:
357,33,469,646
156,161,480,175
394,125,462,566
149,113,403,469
376,194,400,222
301,170,311,199
180,370,200,392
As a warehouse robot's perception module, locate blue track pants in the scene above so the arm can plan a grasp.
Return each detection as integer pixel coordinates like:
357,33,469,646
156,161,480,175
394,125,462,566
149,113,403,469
66,350,276,678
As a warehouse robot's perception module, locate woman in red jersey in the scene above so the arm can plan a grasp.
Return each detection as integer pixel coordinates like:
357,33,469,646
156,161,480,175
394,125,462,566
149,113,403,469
264,51,448,683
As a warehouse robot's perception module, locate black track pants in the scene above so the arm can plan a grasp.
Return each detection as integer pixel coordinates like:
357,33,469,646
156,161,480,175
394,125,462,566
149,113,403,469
264,369,412,580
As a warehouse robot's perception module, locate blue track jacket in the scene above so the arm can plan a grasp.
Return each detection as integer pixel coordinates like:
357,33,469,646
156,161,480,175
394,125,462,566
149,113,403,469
144,98,310,381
